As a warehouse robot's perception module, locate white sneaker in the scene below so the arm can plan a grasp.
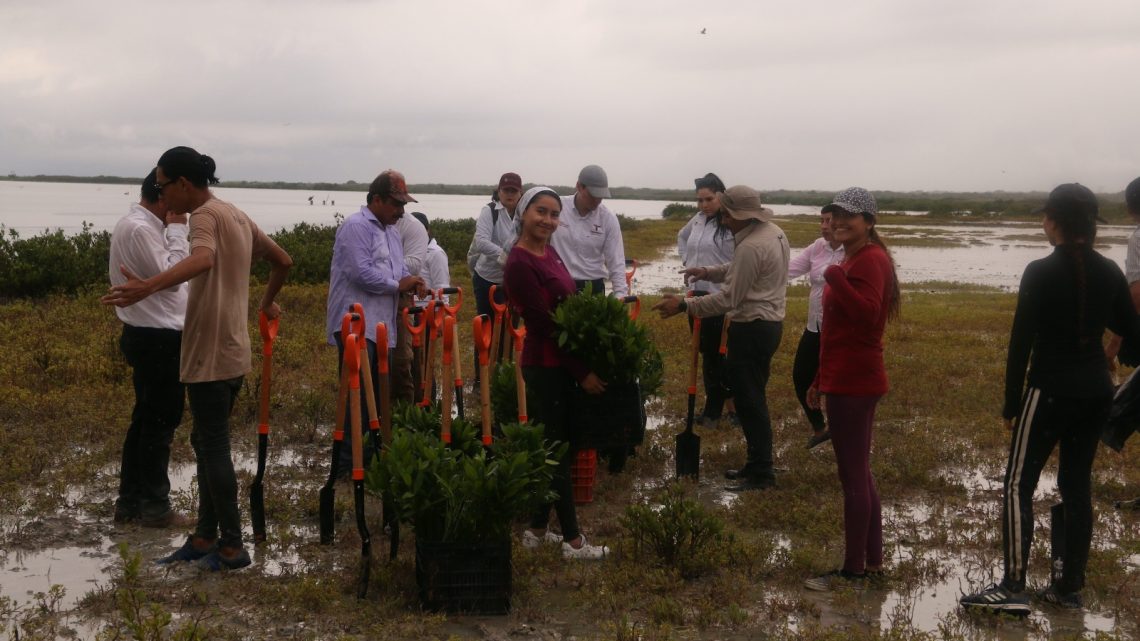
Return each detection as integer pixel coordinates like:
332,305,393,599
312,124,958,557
561,535,608,560
521,529,562,549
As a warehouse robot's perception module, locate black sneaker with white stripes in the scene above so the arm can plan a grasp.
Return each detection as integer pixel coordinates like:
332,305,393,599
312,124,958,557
959,583,1031,615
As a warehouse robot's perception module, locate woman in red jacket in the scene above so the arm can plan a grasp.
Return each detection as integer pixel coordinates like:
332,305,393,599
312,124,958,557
804,187,900,591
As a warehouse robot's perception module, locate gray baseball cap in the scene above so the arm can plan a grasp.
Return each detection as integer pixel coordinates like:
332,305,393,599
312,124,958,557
822,187,877,216
578,165,611,199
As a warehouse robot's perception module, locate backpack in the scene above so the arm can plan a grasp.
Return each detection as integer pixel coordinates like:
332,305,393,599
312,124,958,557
466,201,499,275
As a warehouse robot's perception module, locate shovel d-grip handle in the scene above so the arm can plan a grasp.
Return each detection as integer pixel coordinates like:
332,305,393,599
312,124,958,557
439,287,462,316
402,306,425,348
506,313,526,347
473,314,493,366
621,295,641,321
349,303,367,337
259,311,278,356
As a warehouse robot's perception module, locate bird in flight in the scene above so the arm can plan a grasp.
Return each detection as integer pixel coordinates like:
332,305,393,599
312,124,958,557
700,27,706,34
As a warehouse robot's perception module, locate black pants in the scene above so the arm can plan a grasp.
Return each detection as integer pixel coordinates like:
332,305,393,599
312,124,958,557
188,377,244,549
117,325,185,519
523,366,580,541
726,319,782,482
334,332,381,472
574,279,606,296
472,271,507,383
792,328,826,431
688,314,732,419
1002,388,1105,593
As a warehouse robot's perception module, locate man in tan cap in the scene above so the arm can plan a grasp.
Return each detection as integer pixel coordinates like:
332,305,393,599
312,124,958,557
654,185,790,491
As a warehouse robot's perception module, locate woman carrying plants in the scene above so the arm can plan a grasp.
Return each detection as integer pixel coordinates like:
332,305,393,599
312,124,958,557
961,184,1139,614
788,208,845,449
676,172,737,427
803,187,899,592
654,185,790,492
503,186,609,560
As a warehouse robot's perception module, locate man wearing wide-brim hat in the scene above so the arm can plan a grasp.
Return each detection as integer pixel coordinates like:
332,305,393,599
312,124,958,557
654,185,791,490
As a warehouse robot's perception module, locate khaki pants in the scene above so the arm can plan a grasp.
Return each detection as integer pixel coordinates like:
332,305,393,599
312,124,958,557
391,293,417,405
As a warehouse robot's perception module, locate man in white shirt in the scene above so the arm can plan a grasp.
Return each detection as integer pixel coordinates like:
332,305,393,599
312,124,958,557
108,170,190,527
551,165,629,298
411,212,451,297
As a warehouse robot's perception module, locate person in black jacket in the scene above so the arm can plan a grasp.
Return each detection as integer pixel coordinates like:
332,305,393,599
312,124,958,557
961,183,1140,614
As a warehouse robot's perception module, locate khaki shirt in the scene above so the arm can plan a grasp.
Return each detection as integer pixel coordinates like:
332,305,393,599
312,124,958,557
181,198,273,383
686,220,789,322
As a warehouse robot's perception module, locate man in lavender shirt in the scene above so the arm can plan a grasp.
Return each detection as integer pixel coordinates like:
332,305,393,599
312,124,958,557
326,169,426,470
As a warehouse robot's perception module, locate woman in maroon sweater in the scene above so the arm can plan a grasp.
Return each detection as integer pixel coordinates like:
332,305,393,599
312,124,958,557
503,186,608,560
804,187,901,591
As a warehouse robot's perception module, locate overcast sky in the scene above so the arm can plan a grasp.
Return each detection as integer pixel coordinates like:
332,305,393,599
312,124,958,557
1,0,1137,193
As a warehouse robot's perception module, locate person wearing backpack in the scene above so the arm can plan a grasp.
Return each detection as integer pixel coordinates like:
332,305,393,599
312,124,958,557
468,172,522,382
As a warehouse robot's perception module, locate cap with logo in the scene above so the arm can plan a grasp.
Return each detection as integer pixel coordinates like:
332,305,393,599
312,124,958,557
369,169,417,204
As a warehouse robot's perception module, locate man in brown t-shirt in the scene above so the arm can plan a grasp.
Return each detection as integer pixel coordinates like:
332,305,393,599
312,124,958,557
103,146,292,571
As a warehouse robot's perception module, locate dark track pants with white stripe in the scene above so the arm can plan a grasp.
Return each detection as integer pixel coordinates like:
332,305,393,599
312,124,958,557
1001,387,1107,593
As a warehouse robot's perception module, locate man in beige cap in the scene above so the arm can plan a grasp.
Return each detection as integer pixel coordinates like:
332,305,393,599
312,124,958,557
654,185,789,491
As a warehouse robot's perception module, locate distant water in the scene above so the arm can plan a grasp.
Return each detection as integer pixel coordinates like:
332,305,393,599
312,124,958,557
1,181,1130,291
0,180,822,236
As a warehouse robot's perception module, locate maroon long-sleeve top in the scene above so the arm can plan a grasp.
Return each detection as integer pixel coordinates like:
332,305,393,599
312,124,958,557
817,243,893,396
502,244,590,382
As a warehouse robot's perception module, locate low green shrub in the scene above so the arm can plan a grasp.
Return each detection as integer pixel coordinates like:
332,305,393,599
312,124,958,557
621,482,740,579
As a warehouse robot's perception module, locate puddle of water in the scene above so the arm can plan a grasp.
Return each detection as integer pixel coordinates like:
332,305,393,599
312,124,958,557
1,543,114,611
627,224,1133,293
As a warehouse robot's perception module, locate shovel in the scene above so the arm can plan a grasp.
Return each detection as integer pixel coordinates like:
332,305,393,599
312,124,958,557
625,259,638,295
489,284,507,366
676,290,707,479
375,321,400,561
1050,502,1065,585
473,314,494,446
249,311,278,544
349,304,382,467
420,301,443,408
622,295,641,321
402,305,426,406
505,316,527,423
320,312,355,544
440,314,456,443
343,334,372,598
439,287,465,421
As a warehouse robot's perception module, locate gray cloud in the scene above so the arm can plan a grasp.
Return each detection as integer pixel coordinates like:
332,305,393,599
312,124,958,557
1,0,1138,192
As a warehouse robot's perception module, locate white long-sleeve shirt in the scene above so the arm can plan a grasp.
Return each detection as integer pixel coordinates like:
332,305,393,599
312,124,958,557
108,203,189,330
677,212,734,293
395,214,429,277
416,238,452,305
550,195,628,297
471,201,517,283
787,237,845,332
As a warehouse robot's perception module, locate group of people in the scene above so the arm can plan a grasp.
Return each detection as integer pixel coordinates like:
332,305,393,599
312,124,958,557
655,180,899,592
100,146,1140,615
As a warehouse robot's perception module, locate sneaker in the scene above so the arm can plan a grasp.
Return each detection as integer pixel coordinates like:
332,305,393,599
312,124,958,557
195,546,252,571
521,529,562,549
804,569,867,592
561,535,608,560
959,583,1031,615
156,536,216,565
1036,584,1082,609
806,430,831,450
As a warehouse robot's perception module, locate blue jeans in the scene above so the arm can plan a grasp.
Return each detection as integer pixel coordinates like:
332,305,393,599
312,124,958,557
117,325,185,519
188,377,244,549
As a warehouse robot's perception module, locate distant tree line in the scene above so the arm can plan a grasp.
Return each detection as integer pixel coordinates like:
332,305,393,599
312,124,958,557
3,174,1133,222
0,218,479,301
